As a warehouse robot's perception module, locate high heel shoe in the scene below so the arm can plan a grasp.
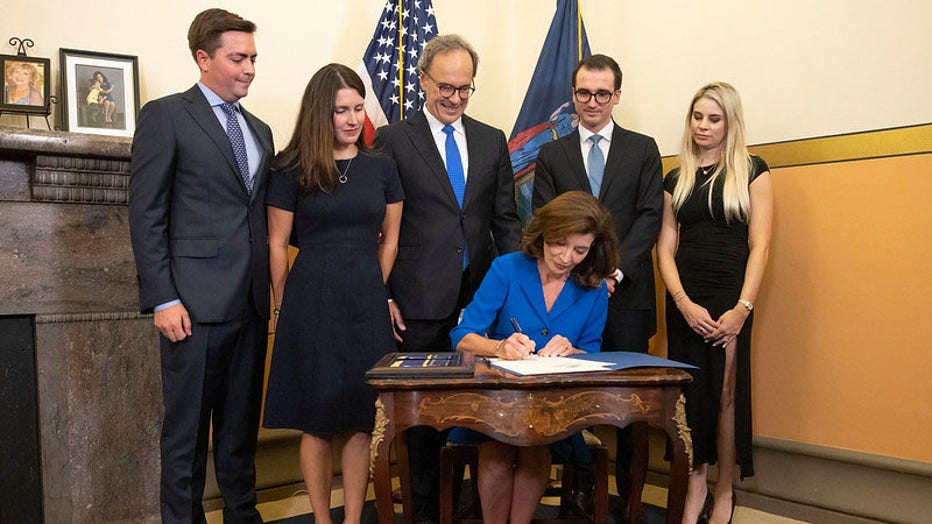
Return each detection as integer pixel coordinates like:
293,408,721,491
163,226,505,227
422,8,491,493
697,489,714,523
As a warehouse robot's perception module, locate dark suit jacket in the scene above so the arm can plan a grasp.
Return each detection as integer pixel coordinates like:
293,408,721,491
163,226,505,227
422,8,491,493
533,124,662,312
374,110,522,320
129,85,274,323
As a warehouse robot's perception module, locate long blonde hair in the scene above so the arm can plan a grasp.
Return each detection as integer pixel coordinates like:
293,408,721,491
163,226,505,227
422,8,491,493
672,82,751,223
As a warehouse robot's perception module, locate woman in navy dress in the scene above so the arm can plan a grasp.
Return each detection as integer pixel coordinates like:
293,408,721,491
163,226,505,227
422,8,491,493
658,82,773,524
263,64,403,524
450,191,619,524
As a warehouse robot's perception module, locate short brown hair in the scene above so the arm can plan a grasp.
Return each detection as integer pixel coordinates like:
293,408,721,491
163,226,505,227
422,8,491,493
418,34,479,77
187,8,256,59
521,191,619,289
573,54,623,90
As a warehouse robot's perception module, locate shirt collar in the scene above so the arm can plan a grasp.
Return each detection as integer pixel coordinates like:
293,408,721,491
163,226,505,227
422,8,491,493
424,109,464,137
197,82,238,109
578,120,614,145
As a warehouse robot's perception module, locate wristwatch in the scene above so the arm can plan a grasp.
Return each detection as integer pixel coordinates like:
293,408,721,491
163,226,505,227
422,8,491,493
737,299,754,312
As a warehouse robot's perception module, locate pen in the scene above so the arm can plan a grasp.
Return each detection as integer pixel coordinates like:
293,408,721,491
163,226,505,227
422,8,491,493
509,317,536,355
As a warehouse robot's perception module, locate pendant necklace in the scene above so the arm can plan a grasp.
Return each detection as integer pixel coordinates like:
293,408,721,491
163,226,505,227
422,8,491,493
699,163,716,176
337,157,354,184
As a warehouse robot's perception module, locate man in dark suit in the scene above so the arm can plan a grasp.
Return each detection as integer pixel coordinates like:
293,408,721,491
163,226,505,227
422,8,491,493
533,54,663,523
128,8,273,524
374,34,522,523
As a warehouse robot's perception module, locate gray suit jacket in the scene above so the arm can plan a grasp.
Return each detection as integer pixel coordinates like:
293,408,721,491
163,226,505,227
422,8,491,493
533,124,662,311
374,110,521,319
129,85,274,323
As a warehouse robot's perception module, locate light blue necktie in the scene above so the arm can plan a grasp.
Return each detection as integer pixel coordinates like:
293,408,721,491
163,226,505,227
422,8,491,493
219,102,253,194
442,124,468,268
588,134,605,197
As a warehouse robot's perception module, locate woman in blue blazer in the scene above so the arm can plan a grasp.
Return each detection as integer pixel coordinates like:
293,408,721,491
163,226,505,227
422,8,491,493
450,191,620,524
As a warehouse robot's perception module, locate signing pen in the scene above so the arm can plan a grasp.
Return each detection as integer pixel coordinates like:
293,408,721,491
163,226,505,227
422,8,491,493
509,317,522,334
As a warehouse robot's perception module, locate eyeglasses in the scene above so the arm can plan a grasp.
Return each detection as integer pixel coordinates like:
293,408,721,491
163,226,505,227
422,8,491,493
423,70,476,99
573,89,616,105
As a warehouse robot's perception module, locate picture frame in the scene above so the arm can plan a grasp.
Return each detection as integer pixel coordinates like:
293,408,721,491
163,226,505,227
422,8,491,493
1,54,51,114
60,48,139,137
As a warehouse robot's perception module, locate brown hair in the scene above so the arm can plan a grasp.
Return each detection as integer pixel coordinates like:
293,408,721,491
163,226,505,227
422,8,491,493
187,8,256,59
521,191,619,289
573,54,623,90
274,63,369,193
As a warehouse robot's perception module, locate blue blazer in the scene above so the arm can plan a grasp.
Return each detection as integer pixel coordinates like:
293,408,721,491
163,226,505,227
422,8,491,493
450,252,608,352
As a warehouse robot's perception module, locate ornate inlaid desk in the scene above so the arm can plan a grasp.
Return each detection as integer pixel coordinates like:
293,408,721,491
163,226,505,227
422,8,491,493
368,353,693,524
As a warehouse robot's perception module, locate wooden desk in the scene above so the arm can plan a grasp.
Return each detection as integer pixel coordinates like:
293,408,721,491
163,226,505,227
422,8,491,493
368,354,693,524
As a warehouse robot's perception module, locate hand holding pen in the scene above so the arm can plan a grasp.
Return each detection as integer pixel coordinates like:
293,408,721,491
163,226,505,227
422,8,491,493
494,317,536,360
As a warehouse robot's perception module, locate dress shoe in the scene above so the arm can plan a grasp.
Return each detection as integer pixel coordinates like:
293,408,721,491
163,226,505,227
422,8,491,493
611,494,647,524
567,487,594,516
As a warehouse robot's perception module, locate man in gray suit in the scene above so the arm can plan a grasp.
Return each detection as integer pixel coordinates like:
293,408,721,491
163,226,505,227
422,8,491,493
533,54,663,523
128,8,273,524
375,34,522,523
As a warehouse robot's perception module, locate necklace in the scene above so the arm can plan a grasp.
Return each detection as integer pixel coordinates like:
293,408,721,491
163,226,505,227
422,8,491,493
699,164,716,176
337,157,354,184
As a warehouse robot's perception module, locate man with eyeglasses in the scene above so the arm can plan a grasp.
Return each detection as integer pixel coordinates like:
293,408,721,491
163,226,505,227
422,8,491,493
533,53,663,524
374,34,521,524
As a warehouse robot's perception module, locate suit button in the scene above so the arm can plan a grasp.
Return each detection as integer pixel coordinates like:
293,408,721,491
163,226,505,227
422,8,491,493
541,328,548,336
456,247,464,254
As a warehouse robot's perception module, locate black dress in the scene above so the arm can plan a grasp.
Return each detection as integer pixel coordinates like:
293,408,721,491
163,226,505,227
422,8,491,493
663,156,768,479
263,153,404,435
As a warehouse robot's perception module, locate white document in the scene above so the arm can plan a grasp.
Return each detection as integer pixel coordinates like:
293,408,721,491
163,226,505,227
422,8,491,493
489,355,612,376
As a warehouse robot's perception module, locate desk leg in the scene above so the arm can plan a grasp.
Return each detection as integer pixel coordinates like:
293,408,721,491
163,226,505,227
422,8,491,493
664,393,692,524
628,422,649,523
396,430,414,524
372,397,396,524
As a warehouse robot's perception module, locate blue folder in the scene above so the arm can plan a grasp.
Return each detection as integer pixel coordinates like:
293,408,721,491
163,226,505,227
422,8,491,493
570,351,697,370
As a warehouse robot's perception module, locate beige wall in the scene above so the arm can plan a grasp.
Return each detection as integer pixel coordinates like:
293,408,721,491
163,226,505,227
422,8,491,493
4,1,930,463
3,1,931,152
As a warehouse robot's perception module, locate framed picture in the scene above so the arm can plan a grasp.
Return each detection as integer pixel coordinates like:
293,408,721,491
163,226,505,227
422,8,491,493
60,48,139,137
1,54,51,114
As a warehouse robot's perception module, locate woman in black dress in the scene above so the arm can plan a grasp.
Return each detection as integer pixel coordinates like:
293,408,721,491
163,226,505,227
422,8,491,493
263,64,404,524
658,82,773,524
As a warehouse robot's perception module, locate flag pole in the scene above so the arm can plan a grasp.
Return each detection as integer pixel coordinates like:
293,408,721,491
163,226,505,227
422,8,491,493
577,0,583,61
397,0,405,119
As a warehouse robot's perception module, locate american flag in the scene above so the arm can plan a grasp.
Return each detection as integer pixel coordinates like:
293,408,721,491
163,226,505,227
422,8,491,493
357,0,439,144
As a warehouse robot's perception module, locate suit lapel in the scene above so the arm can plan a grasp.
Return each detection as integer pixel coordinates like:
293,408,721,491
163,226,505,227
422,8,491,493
547,279,585,321
182,86,242,181
562,130,592,192
517,258,551,327
406,111,460,207
516,256,586,326
241,107,272,202
600,123,627,198
462,115,483,208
